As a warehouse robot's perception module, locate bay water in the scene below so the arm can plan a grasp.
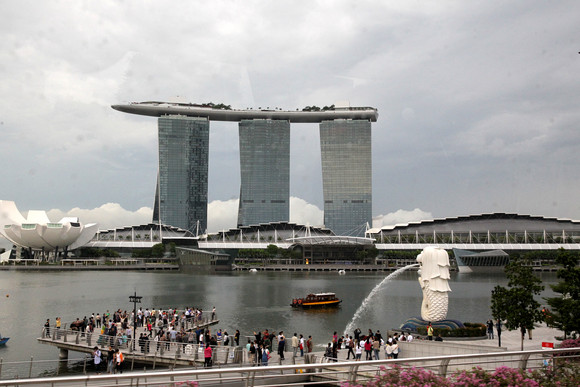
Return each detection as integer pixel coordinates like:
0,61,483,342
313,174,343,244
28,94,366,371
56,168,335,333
0,269,558,377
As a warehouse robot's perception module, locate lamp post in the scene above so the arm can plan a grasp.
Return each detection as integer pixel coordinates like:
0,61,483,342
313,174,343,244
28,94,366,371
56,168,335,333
129,291,142,351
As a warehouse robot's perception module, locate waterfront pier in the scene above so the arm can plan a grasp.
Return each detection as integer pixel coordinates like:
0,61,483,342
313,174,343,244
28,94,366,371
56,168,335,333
38,316,221,369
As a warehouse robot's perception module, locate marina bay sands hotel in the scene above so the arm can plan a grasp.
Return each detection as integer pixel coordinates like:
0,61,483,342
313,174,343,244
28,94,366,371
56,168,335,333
112,102,378,236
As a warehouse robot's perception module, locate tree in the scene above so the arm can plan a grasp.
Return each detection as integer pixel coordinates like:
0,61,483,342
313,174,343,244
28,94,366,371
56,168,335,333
151,243,165,258
544,249,580,339
266,244,279,257
491,257,545,350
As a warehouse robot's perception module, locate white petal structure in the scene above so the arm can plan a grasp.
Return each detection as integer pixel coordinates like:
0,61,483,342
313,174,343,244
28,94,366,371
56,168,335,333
0,200,98,252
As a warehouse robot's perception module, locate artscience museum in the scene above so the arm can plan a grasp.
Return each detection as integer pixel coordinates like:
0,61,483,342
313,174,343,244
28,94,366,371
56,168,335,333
0,200,98,261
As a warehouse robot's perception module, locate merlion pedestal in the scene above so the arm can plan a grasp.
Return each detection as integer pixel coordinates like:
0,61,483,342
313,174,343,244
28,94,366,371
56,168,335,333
417,246,452,322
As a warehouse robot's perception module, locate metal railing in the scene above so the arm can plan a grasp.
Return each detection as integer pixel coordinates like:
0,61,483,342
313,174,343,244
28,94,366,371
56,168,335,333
0,347,578,386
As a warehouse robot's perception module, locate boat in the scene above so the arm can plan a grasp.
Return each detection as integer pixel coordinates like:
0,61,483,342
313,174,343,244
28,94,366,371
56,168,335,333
338,269,346,275
291,293,342,308
0,334,9,346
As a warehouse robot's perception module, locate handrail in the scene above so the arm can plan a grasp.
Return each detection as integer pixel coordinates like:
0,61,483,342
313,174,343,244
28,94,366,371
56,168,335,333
1,347,578,386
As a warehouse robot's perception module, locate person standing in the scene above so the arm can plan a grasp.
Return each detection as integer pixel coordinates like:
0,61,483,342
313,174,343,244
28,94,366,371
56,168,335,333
487,319,494,339
249,341,256,366
44,319,50,338
234,329,240,346
427,322,434,341
291,333,299,357
392,339,399,359
261,344,269,366
306,335,313,353
115,349,124,374
364,337,372,360
372,336,380,360
204,344,213,367
277,331,286,360
299,334,305,356
385,340,394,359
355,340,362,361
92,346,102,374
106,347,115,374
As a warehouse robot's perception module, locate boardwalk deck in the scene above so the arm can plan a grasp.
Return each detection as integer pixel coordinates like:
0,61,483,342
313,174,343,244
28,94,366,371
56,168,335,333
38,318,225,369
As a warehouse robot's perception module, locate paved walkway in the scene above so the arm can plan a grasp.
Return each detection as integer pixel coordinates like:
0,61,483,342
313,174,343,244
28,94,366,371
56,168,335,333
453,323,565,351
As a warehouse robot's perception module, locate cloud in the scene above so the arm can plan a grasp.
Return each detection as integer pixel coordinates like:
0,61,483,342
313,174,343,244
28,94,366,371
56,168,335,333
372,208,433,228
43,197,324,234
46,203,152,230
207,199,239,232
290,197,324,227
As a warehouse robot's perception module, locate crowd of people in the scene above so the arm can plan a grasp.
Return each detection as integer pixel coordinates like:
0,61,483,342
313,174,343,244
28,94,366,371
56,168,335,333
321,328,415,362
46,307,453,373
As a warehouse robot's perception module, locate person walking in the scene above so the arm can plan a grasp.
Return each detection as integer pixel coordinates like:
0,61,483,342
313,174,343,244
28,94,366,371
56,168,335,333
346,335,355,360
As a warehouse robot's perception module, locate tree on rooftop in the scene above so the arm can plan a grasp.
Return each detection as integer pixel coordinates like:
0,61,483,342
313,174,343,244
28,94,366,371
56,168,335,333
491,257,545,350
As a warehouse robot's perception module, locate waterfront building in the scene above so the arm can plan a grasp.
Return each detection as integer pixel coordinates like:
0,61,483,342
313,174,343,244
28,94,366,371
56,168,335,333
367,213,580,251
113,102,378,236
0,200,97,261
238,119,290,226
320,120,372,236
153,116,209,233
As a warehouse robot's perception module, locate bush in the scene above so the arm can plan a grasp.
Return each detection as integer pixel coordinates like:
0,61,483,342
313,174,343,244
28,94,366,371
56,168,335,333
342,363,580,387
416,323,486,338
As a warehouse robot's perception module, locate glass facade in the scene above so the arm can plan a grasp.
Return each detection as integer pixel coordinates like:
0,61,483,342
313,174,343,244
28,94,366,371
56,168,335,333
153,116,209,233
320,120,372,236
237,119,290,226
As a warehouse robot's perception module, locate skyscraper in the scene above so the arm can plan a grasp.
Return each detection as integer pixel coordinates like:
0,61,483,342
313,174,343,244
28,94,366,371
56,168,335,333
113,102,378,236
237,119,290,226
153,116,209,233
320,119,372,236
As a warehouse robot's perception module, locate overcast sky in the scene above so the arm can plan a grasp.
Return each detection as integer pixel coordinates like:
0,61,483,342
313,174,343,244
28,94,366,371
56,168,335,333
1,0,579,234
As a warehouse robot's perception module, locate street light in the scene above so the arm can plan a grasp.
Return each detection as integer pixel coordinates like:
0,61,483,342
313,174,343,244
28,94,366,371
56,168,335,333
129,291,142,351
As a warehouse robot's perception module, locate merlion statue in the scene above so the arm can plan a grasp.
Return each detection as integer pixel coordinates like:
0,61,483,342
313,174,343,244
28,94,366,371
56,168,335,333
417,247,452,321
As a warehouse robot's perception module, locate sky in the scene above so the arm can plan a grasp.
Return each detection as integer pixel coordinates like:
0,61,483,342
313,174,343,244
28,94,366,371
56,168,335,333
1,0,579,235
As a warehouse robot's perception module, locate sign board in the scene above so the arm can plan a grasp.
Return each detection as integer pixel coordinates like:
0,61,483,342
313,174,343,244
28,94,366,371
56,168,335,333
541,342,554,349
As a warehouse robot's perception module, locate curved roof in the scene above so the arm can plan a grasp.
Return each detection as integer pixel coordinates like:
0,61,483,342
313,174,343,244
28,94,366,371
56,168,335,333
0,200,98,251
288,236,375,246
112,102,378,123
368,213,580,233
